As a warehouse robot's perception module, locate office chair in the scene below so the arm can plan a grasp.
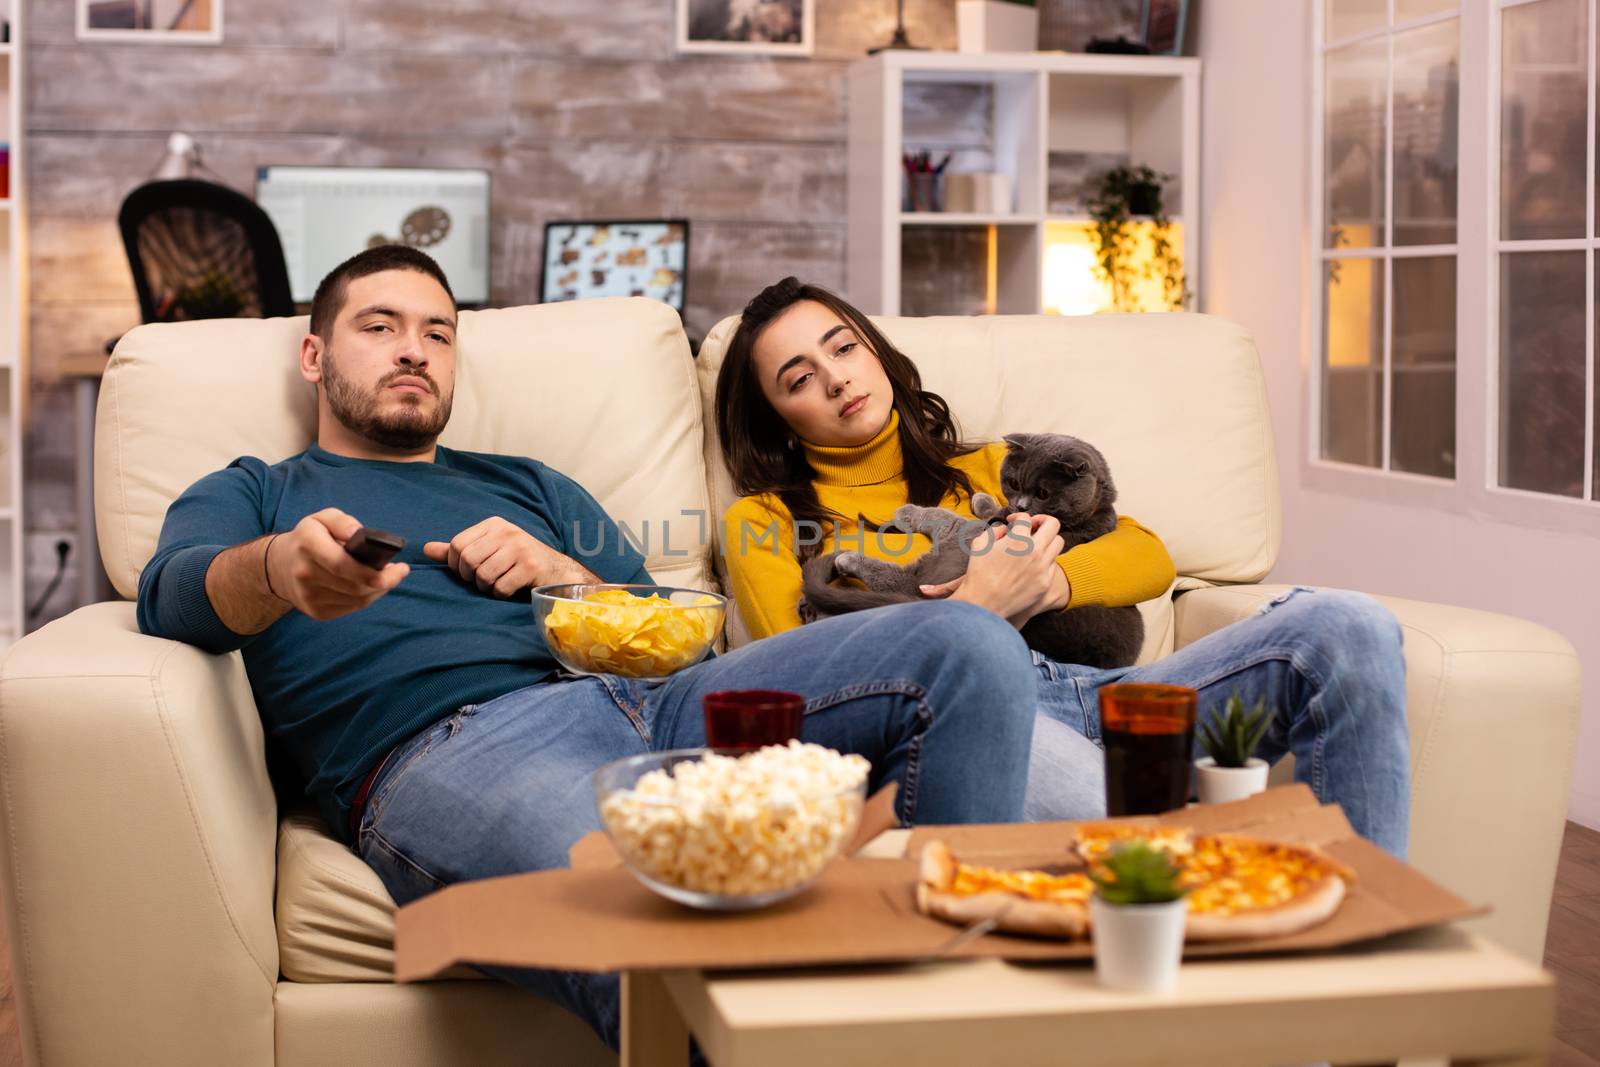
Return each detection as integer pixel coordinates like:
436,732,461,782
117,178,295,324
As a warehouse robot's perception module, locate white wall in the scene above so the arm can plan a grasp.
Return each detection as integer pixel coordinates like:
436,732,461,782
1194,0,1598,830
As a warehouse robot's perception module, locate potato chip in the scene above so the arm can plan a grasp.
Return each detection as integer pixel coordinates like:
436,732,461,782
543,589,722,677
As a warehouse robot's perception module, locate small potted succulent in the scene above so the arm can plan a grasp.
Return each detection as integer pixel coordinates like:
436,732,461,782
1194,692,1275,804
1088,841,1188,993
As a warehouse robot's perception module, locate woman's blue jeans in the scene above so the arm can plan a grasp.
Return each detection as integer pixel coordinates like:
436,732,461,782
1023,587,1410,860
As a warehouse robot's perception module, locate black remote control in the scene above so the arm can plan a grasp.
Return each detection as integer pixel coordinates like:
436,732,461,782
344,526,406,569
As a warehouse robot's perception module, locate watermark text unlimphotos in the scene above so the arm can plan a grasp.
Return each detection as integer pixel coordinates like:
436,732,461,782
564,510,1038,560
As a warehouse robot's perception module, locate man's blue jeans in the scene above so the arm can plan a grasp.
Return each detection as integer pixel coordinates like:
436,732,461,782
358,599,1038,1048
1023,587,1411,860
358,589,1409,1049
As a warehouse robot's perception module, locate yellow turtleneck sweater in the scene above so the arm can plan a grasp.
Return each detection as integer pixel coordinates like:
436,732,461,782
721,411,1177,641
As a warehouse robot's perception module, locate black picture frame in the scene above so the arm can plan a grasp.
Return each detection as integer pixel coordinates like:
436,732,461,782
1140,0,1190,57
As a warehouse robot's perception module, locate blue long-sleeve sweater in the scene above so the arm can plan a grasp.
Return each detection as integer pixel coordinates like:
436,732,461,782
137,443,652,839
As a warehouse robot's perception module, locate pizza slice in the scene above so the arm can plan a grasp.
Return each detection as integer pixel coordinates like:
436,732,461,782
916,840,1092,939
1073,824,1195,865
1178,833,1355,941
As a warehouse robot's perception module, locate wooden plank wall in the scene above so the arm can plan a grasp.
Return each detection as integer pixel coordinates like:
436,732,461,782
20,0,1136,620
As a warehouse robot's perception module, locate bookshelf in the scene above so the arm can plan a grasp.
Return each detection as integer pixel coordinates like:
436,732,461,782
0,0,23,648
847,51,1201,317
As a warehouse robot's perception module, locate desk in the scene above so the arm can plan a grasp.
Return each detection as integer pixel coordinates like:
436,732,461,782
58,348,115,607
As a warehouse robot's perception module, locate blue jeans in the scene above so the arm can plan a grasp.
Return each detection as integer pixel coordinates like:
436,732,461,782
357,599,1038,1049
358,589,1408,1049
1022,587,1411,859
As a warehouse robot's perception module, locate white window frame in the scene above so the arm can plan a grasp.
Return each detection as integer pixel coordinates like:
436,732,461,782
1307,0,1600,537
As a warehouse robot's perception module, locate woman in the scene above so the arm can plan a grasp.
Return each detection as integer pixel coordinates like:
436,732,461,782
714,277,1411,857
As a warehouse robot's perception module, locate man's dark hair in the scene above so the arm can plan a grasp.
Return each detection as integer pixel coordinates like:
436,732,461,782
308,245,455,340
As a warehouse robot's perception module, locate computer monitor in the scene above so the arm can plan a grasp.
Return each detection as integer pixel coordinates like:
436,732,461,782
255,166,491,305
541,220,688,316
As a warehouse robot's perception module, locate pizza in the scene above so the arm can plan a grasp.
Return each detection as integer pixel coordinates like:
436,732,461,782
915,829,1354,943
916,840,1093,938
1072,824,1194,864
1159,832,1354,941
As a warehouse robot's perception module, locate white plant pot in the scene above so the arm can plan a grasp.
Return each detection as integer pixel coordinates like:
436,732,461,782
1090,894,1188,993
1194,757,1270,805
956,0,1039,53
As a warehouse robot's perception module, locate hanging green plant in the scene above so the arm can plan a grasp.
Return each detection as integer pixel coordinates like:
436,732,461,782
1085,164,1189,313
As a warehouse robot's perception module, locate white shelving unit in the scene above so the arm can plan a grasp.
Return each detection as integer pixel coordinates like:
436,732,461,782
0,1,23,649
848,51,1201,317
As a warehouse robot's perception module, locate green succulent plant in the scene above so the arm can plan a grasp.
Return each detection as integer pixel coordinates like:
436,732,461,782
1198,692,1276,769
1090,841,1186,906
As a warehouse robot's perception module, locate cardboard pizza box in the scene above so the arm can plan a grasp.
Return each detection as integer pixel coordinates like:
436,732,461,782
394,784,1484,981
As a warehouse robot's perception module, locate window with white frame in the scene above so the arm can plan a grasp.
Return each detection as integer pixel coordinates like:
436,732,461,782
1495,0,1595,501
1319,1,1460,480
1315,0,1600,511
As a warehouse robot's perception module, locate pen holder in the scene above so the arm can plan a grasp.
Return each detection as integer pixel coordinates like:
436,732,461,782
907,172,941,213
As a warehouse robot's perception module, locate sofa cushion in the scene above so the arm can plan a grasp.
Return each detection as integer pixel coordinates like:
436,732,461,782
695,312,1278,650
96,297,714,599
276,813,401,983
277,812,494,984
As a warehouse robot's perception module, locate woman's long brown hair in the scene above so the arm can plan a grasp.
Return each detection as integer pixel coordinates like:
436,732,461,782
714,277,977,561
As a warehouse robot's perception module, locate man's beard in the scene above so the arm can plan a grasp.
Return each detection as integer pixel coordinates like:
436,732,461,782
322,349,453,451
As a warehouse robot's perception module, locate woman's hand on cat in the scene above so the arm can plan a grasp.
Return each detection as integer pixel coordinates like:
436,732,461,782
997,512,1072,621
919,574,966,599
920,513,1069,606
1012,511,1074,617
938,512,1067,626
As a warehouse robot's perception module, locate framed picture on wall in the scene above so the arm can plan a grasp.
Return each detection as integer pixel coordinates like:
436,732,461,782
1140,0,1189,56
540,220,690,316
77,0,223,44
676,0,813,56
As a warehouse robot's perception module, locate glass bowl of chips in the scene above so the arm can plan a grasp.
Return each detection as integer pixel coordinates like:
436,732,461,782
532,583,726,680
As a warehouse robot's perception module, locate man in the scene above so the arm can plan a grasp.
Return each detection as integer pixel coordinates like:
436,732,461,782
136,245,1043,1047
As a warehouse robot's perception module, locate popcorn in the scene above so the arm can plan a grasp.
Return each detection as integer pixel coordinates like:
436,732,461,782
600,742,871,898
543,588,721,677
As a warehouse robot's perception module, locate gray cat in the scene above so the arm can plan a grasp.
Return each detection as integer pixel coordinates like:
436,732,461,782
798,433,1145,669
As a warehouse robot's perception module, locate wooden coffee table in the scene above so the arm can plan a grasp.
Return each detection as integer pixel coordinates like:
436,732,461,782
617,833,1555,1067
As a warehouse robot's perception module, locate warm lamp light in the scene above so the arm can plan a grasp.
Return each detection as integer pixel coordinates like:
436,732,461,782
1042,219,1186,315
1042,241,1108,316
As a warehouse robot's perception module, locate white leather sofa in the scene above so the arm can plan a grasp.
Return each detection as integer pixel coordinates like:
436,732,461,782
0,300,1579,1066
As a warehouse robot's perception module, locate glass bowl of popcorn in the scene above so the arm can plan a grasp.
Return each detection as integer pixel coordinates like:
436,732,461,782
593,743,872,910
533,583,726,680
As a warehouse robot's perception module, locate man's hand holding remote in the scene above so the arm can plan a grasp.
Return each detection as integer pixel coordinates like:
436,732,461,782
268,509,409,620
204,508,409,635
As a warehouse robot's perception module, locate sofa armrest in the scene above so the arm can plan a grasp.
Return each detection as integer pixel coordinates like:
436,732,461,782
0,602,277,1066
1173,584,1581,961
